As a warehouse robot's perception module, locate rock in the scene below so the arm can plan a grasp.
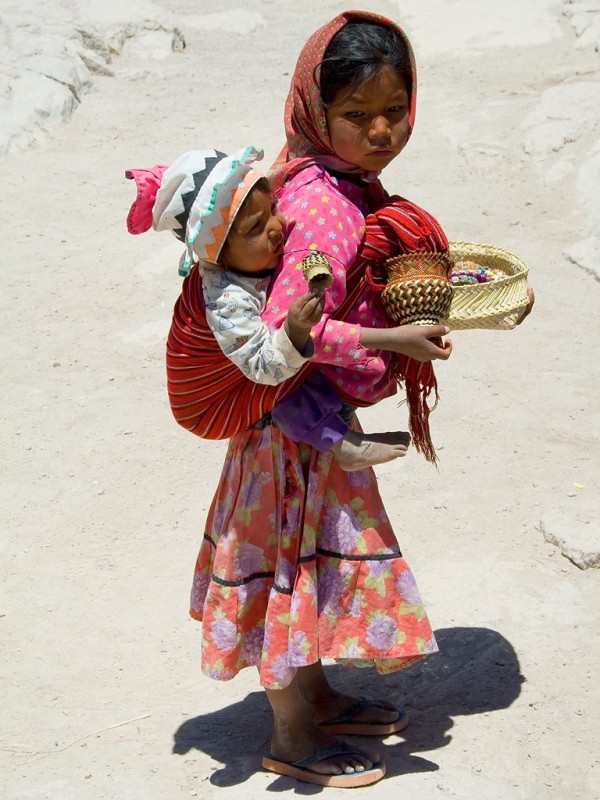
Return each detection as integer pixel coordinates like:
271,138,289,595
563,236,600,281
182,11,265,35
563,0,600,52
74,46,114,77
562,149,600,279
120,28,184,60
521,82,600,159
540,511,600,569
576,149,600,227
77,28,113,64
21,53,92,100
397,0,562,58
4,71,78,136
0,3,185,158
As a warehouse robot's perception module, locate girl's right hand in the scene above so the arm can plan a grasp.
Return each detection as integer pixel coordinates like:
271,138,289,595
359,324,453,362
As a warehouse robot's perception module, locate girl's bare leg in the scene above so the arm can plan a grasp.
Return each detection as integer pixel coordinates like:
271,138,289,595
296,660,399,724
264,670,379,776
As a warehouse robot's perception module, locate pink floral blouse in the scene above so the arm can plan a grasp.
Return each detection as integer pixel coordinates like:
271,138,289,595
262,164,396,406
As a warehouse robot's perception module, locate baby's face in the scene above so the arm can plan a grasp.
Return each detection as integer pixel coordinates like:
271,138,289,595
223,187,285,273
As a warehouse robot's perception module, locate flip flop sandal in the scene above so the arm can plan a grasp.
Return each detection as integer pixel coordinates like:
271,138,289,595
319,698,410,736
261,742,386,788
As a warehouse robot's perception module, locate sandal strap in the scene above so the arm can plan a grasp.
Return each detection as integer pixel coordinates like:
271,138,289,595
292,742,367,770
321,698,384,727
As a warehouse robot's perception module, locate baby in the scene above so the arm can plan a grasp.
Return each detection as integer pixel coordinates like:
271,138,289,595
127,146,410,469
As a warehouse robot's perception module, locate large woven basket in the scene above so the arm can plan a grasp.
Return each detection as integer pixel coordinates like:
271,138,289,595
444,241,530,330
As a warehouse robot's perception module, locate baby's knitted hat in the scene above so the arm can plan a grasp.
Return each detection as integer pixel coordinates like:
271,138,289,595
126,146,264,276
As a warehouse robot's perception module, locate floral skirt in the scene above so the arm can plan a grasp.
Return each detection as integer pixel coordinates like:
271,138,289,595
190,420,437,689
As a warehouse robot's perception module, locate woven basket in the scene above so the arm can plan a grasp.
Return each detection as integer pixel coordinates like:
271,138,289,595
381,252,453,326
444,241,530,330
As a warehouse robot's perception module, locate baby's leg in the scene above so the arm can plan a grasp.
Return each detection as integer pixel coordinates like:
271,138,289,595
272,372,347,451
332,429,409,472
272,373,409,470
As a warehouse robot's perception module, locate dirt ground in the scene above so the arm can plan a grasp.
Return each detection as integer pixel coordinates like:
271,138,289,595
1,1,599,798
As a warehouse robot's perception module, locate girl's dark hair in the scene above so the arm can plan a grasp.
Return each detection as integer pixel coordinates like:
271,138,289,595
319,21,412,107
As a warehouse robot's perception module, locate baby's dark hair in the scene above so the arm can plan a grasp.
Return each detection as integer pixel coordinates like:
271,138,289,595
249,176,272,198
319,21,412,107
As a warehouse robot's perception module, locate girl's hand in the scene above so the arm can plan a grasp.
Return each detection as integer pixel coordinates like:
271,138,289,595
359,323,453,362
287,292,325,334
516,288,535,325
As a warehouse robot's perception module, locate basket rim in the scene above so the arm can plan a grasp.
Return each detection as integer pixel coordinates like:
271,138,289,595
448,240,528,287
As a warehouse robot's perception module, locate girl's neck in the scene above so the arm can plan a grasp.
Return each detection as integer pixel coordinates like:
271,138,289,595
328,169,366,186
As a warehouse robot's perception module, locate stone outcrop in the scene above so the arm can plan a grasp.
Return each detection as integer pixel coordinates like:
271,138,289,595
563,0,600,53
540,508,600,570
0,2,184,157
520,80,600,282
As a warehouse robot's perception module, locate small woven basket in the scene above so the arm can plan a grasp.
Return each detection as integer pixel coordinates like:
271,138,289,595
444,241,530,330
381,252,453,326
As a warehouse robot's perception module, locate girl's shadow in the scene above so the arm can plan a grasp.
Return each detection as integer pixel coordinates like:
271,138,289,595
173,626,525,789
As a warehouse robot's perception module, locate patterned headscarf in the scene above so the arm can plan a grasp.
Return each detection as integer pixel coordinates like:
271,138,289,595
270,10,417,190
126,146,264,275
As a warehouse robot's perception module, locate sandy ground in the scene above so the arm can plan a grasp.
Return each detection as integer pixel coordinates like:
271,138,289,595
1,1,599,798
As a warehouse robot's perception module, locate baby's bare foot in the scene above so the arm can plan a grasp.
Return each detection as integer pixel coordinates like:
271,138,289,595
332,430,408,472
361,430,411,448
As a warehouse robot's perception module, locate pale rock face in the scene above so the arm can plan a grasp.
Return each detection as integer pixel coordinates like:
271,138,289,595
0,1,184,157
541,509,600,570
395,0,563,57
521,82,600,280
576,148,600,229
563,236,600,280
563,0,600,52
181,10,265,35
567,149,600,280
120,29,184,60
520,83,600,159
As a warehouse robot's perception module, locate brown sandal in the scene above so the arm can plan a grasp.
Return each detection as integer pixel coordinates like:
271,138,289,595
262,742,386,787
319,699,409,736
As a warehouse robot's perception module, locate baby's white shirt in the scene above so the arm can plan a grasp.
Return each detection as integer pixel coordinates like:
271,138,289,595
200,264,310,385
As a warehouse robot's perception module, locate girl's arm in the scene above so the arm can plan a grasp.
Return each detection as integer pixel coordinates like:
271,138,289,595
358,324,452,361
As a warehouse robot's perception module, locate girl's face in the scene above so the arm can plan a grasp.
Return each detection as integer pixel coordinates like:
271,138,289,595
223,187,286,273
325,65,411,172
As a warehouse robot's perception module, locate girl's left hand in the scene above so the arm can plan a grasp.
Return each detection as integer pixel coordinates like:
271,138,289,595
516,288,535,325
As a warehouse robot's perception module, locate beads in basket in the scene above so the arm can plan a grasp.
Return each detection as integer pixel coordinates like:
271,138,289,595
444,242,530,330
381,252,453,326
450,260,506,285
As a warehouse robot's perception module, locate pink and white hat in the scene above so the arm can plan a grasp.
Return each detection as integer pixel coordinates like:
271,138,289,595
126,146,264,276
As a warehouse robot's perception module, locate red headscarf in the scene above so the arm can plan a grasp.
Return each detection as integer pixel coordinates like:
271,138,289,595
269,10,417,191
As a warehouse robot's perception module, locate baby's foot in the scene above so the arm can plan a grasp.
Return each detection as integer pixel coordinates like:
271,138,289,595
331,430,409,472
361,430,411,448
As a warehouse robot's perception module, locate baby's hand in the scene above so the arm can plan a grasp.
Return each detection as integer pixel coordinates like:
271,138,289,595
287,292,324,333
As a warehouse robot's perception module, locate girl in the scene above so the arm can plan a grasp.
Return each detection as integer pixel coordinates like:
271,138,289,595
126,146,411,470
189,10,455,788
